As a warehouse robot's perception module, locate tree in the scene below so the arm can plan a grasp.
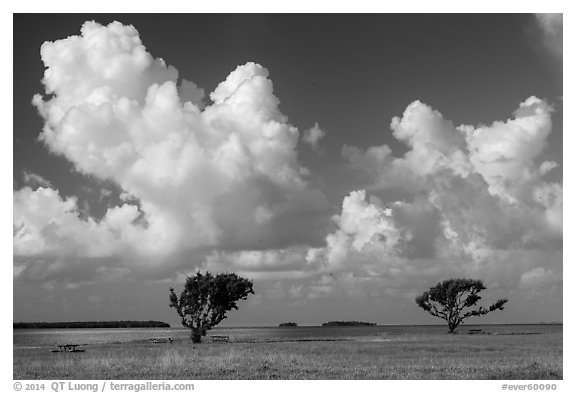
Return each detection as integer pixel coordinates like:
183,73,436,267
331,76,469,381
169,271,254,343
415,278,508,333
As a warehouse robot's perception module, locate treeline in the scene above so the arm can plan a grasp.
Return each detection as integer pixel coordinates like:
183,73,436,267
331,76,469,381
13,321,170,329
322,321,377,327
278,322,298,327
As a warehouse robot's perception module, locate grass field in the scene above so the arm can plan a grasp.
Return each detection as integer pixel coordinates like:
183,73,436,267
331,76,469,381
13,330,562,379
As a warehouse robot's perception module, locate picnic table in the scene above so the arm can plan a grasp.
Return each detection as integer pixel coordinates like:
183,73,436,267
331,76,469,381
210,335,229,343
51,344,85,353
149,337,173,344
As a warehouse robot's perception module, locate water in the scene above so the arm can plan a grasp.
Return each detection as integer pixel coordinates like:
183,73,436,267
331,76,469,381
13,324,561,349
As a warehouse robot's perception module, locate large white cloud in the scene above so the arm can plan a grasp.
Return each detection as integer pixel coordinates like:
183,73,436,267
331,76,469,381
463,96,554,202
15,21,329,285
329,97,562,298
14,20,561,307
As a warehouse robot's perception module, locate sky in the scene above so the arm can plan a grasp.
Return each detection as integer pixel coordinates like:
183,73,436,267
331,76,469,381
12,13,563,327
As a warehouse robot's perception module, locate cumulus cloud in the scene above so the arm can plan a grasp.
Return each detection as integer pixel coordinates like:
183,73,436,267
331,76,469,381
331,97,562,296
464,96,554,201
317,190,403,272
13,186,155,285
346,98,560,206
14,20,561,308
15,21,329,285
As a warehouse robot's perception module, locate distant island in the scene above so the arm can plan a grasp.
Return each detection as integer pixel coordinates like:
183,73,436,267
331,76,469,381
322,321,377,327
278,322,298,327
13,321,170,329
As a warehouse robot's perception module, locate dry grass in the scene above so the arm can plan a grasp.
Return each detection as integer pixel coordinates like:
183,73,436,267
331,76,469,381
14,332,562,380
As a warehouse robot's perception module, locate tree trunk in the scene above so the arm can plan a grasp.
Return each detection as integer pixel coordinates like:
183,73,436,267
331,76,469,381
191,328,202,343
448,320,459,333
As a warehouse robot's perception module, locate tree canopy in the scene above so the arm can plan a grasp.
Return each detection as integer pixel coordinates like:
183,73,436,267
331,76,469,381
415,278,508,332
169,271,254,342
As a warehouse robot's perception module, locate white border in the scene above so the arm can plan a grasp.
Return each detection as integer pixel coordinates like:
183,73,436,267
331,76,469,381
3,1,572,391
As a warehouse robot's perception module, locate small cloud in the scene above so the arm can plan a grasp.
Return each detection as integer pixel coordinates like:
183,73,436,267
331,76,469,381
519,267,561,291
534,13,563,61
289,285,304,299
119,192,138,203
302,123,326,150
539,160,558,175
99,187,113,202
22,170,53,189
